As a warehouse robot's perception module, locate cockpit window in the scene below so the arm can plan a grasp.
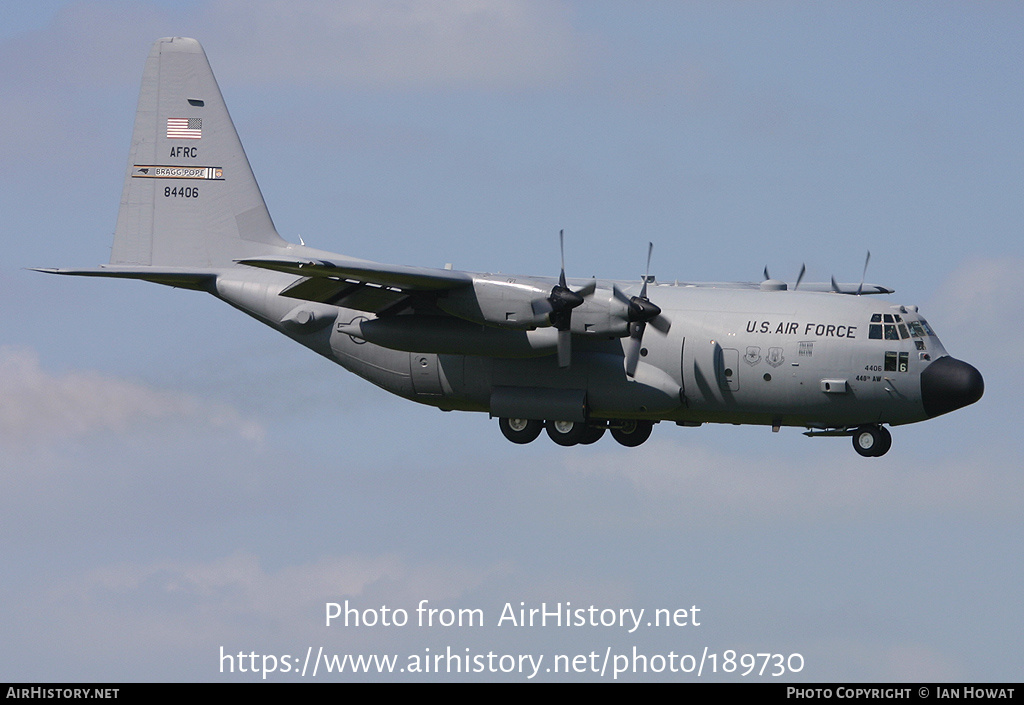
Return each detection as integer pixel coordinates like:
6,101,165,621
872,314,933,341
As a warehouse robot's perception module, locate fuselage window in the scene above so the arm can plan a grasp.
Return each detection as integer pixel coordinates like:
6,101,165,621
884,324,900,340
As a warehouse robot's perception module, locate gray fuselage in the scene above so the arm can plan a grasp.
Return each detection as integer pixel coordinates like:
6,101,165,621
216,268,951,431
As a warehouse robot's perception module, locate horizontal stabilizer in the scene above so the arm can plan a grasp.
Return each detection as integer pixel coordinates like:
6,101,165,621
31,266,217,291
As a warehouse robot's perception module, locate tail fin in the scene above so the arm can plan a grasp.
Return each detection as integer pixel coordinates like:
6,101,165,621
112,37,287,267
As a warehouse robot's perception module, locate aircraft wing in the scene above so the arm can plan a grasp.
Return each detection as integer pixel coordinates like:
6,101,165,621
236,255,475,315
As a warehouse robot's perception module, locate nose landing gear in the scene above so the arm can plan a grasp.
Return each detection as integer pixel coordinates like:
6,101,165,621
852,424,892,457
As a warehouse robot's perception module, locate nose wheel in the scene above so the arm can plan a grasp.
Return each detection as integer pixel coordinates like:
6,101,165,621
852,425,892,457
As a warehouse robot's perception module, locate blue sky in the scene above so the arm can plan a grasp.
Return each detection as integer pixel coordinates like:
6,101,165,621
1,1,1022,682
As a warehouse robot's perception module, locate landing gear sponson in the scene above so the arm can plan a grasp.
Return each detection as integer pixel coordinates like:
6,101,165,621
498,418,654,447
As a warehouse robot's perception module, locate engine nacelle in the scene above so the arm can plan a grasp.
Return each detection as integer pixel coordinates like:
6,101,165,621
569,289,632,338
437,277,552,329
436,276,633,338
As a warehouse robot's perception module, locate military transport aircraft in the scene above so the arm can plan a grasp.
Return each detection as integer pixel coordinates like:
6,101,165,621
38,37,984,457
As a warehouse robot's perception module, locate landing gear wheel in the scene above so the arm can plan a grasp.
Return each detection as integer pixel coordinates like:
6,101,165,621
579,424,606,445
546,420,587,446
499,417,543,444
610,419,653,447
852,424,892,457
875,426,892,456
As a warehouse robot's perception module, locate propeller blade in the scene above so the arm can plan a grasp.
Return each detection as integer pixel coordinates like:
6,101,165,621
558,229,567,289
763,265,771,281
547,230,596,368
794,263,806,290
624,324,644,377
831,275,841,293
857,250,871,296
618,241,669,375
640,242,654,299
557,328,572,368
612,284,632,306
576,279,597,298
650,313,671,334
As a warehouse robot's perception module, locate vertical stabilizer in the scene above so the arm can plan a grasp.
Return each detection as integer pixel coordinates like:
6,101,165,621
112,37,287,267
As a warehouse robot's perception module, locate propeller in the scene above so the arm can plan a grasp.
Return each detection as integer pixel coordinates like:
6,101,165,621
614,242,671,377
829,250,871,295
531,230,596,367
857,250,871,296
764,263,805,291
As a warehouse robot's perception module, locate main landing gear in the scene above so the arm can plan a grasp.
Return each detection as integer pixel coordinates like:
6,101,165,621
498,418,653,447
852,424,892,457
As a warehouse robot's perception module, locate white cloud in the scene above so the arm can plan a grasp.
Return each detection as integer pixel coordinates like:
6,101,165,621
0,346,263,444
208,0,582,88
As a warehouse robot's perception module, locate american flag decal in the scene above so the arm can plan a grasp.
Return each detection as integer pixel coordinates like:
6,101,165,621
167,117,202,139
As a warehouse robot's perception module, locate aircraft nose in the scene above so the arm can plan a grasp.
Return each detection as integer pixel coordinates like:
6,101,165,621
921,356,984,418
